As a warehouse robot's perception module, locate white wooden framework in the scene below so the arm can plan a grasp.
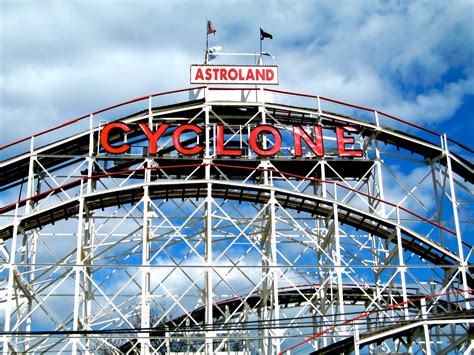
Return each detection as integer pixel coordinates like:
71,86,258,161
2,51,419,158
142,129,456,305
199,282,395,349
0,87,472,354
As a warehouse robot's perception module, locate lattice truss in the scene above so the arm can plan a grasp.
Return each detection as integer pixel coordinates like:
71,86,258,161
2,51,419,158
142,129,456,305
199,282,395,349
0,88,472,354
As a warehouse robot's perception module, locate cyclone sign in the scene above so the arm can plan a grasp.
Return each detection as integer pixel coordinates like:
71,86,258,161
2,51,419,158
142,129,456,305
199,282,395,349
99,123,363,157
190,64,279,85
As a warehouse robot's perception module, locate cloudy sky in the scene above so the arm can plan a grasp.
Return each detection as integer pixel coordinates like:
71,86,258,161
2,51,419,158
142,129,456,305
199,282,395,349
1,0,473,147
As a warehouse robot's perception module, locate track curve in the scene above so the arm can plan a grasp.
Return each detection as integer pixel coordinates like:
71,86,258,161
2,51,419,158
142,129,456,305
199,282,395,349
0,180,465,270
1,99,472,192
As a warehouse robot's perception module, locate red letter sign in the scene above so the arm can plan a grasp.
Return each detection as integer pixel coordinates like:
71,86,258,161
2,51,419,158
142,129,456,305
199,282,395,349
293,126,324,157
249,125,282,156
138,123,169,155
216,125,242,156
100,122,131,154
336,126,363,157
172,124,203,155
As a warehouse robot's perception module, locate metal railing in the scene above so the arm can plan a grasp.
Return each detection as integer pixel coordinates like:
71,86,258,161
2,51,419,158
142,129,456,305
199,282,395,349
1,86,471,155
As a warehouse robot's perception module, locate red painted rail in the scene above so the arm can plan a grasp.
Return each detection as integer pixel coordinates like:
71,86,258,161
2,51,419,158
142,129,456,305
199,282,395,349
264,88,473,154
1,86,471,154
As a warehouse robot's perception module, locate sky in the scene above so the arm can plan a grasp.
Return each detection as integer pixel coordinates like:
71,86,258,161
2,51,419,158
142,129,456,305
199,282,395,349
1,0,473,147
1,0,473,345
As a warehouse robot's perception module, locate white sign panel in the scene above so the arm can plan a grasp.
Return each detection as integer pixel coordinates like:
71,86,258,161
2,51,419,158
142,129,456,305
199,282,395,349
190,65,279,85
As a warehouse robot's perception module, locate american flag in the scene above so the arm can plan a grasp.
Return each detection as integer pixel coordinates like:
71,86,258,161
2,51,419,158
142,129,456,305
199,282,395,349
207,21,217,35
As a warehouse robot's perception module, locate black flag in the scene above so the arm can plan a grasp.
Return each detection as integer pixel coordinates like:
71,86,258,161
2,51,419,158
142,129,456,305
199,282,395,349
260,28,273,40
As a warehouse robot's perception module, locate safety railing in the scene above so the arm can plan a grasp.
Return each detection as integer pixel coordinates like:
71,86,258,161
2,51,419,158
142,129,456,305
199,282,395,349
0,87,206,154
1,86,471,156
264,88,472,154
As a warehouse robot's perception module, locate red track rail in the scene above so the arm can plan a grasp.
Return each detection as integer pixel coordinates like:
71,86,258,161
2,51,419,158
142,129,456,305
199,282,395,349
265,88,472,153
0,163,457,237
1,86,471,154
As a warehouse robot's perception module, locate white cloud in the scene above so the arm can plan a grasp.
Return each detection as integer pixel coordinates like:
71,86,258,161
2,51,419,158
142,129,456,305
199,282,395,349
382,77,474,124
1,0,472,148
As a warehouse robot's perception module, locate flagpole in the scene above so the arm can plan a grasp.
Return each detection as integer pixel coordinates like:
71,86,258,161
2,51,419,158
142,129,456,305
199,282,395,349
205,20,209,64
259,29,263,65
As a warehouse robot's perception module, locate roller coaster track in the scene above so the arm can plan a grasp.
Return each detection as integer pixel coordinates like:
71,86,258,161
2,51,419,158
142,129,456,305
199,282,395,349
0,176,459,250
310,312,474,354
1,178,472,289
1,87,472,354
1,96,472,190
119,286,469,353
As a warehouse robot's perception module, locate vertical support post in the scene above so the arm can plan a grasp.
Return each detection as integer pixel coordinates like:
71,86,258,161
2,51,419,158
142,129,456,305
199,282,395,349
140,184,151,355
430,160,444,246
258,104,273,354
373,125,386,217
204,105,211,161
86,114,95,193
374,110,380,127
83,113,96,353
204,104,214,354
353,323,360,355
317,153,329,350
25,137,36,214
420,298,432,355
396,209,409,320
83,216,93,355
139,153,153,354
443,135,470,310
204,183,214,354
316,281,328,349
269,190,280,354
366,157,386,337
2,206,20,355
259,105,269,185
148,96,153,127
23,142,37,347
320,160,327,199
332,204,345,333
72,197,85,355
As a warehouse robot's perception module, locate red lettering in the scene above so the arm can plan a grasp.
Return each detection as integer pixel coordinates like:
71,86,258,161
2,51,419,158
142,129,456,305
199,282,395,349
293,126,324,157
138,123,169,155
172,124,203,155
100,122,131,154
101,122,364,159
213,68,219,80
336,126,363,157
249,125,281,156
216,125,242,156
220,68,228,80
256,69,265,81
195,68,204,80
228,68,238,80
246,69,255,81
266,69,274,81
238,68,244,80
205,68,212,80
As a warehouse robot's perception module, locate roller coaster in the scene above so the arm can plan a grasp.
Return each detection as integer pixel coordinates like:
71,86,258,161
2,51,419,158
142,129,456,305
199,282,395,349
1,86,472,354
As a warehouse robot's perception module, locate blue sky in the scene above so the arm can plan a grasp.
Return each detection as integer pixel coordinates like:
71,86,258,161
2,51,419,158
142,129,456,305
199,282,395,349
1,0,473,147
0,1,472,346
